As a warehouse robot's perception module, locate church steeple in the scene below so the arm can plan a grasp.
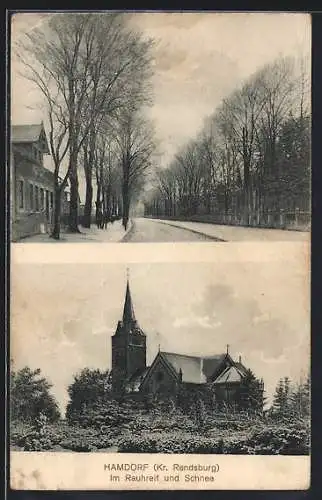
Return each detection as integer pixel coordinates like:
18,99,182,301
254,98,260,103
122,279,136,324
111,269,147,392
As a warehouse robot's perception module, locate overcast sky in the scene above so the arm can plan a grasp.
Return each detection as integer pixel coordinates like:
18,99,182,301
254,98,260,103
11,12,311,200
11,247,310,413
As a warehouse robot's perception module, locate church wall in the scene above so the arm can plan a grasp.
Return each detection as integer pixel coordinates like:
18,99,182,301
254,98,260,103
127,339,146,377
141,357,178,397
112,329,147,392
111,335,128,388
214,382,241,406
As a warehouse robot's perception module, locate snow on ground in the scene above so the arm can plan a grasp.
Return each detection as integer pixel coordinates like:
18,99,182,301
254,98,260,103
144,218,310,242
19,220,131,243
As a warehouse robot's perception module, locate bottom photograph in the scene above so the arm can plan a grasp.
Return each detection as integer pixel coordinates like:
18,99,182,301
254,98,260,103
10,259,310,457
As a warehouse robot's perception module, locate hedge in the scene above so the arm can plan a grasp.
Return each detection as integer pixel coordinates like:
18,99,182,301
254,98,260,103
118,423,310,455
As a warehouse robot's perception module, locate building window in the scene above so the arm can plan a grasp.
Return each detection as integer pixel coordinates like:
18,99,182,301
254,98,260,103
45,190,50,216
35,186,39,211
29,184,34,210
50,192,54,209
156,371,164,382
40,188,44,210
17,180,24,209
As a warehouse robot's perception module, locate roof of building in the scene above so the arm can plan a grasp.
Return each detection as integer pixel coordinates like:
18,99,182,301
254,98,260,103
213,364,246,385
160,351,228,384
125,367,150,393
123,279,136,324
233,362,249,377
114,279,146,337
11,123,50,153
12,124,43,143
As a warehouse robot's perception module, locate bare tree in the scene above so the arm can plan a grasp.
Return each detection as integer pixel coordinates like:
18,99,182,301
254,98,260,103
155,167,178,217
15,14,97,232
14,17,72,239
145,54,310,229
79,14,154,228
15,12,154,234
113,107,155,230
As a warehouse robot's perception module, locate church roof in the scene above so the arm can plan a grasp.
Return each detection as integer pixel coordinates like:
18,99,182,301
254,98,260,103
161,352,228,384
233,362,249,377
213,364,246,384
125,367,150,393
123,279,136,323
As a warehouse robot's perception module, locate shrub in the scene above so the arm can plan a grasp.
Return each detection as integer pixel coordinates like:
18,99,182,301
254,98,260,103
60,427,113,452
223,437,253,454
10,420,34,448
118,435,158,453
20,427,54,451
247,422,310,455
127,411,197,435
118,419,310,456
11,415,58,451
71,399,137,430
118,432,225,454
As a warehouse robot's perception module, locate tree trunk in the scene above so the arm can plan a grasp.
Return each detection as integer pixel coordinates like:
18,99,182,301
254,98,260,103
96,183,102,222
83,179,93,228
50,186,62,240
83,129,96,228
122,182,130,230
68,158,80,233
122,161,130,229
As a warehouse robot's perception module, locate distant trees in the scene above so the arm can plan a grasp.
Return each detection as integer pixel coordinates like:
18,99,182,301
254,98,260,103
16,13,155,237
145,55,310,229
91,129,123,227
11,367,60,423
271,374,310,419
114,106,155,229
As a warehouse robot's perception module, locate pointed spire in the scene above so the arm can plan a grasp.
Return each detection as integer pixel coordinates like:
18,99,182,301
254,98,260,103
122,270,136,324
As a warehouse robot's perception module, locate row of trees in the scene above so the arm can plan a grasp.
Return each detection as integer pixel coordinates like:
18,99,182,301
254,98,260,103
11,365,309,426
271,375,310,419
16,13,155,237
145,55,310,229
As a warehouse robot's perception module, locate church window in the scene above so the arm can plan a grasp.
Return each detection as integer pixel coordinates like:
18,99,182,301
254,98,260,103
156,371,164,382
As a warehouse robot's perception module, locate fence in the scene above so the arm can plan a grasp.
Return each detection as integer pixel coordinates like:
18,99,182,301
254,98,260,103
145,209,311,232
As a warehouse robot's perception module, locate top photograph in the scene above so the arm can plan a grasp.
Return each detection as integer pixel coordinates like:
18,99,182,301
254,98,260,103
10,12,311,243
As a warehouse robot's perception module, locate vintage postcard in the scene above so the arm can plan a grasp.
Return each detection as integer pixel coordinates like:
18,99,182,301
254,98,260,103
10,244,310,490
9,10,311,492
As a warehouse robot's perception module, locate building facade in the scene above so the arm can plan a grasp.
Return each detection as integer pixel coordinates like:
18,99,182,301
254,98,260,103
11,123,70,241
111,280,263,408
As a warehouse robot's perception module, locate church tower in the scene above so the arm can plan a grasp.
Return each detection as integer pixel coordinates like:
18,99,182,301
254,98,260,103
111,275,146,392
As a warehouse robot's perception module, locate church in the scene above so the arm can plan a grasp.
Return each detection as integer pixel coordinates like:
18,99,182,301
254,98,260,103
111,278,262,406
